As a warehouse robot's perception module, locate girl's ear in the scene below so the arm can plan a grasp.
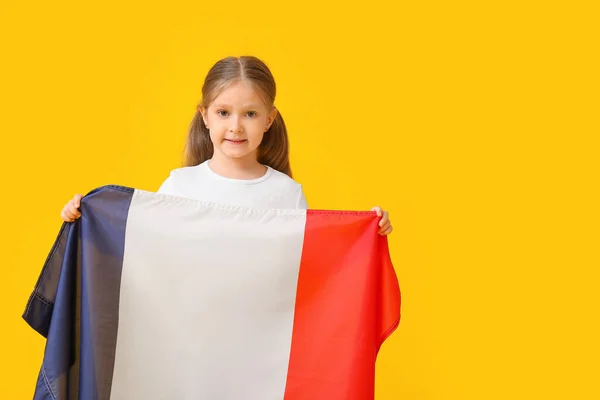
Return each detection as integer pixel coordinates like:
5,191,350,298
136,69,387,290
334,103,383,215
267,107,278,131
198,105,208,125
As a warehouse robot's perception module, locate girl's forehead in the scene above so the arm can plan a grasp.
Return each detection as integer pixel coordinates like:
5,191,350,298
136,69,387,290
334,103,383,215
209,80,270,108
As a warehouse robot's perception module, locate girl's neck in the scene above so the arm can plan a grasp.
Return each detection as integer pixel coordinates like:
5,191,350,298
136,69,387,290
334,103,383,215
208,155,267,180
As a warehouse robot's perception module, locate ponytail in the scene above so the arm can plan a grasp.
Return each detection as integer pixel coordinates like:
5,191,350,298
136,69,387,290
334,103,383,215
183,110,213,167
258,110,292,177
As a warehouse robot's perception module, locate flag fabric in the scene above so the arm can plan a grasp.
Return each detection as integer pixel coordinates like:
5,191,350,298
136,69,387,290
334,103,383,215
23,184,401,400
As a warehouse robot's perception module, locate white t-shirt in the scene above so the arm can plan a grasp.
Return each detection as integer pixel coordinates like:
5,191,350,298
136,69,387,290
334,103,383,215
156,160,308,209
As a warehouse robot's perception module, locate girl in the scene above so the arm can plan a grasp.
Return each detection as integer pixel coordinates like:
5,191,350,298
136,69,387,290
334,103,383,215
60,56,393,235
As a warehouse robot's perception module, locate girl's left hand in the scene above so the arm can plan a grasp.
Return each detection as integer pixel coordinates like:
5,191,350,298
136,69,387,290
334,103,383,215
371,206,393,235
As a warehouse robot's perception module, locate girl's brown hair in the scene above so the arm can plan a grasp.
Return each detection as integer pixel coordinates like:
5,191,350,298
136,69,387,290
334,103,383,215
183,56,292,177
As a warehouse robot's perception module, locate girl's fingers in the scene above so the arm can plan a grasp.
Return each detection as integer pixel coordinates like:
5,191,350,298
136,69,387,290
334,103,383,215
371,206,383,217
61,195,83,222
69,203,80,215
379,211,389,227
378,221,391,234
63,203,81,221
61,209,74,222
379,224,393,235
65,209,77,220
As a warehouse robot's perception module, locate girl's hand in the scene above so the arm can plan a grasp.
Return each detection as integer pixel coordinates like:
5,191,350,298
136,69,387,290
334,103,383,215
371,206,393,235
61,194,83,222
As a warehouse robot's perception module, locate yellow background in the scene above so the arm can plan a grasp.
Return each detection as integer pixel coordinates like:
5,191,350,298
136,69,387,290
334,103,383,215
1,1,598,398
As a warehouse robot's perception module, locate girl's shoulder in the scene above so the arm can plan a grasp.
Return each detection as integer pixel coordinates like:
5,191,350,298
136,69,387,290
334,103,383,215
156,163,206,195
263,166,304,190
165,163,203,181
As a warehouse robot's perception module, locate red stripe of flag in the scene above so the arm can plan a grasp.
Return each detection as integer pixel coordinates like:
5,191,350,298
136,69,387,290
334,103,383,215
284,210,401,399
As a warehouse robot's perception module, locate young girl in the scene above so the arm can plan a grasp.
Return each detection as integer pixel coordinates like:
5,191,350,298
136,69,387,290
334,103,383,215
60,56,393,235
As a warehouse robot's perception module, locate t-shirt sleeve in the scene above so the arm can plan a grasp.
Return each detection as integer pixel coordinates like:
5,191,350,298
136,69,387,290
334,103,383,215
157,171,176,195
296,185,309,209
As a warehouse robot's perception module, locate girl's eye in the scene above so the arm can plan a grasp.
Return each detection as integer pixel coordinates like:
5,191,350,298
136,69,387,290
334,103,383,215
217,110,228,117
247,111,257,117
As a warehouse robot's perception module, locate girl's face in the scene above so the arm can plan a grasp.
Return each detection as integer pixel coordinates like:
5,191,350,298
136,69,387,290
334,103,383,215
200,80,277,163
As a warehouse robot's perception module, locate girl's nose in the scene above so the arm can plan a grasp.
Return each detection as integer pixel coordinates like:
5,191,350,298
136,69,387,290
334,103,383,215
228,116,243,133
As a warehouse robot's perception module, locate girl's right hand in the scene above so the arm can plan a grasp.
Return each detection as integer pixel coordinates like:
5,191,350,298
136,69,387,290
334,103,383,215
61,194,83,222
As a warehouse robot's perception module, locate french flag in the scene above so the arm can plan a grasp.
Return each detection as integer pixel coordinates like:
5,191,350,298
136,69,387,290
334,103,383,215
23,185,400,399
